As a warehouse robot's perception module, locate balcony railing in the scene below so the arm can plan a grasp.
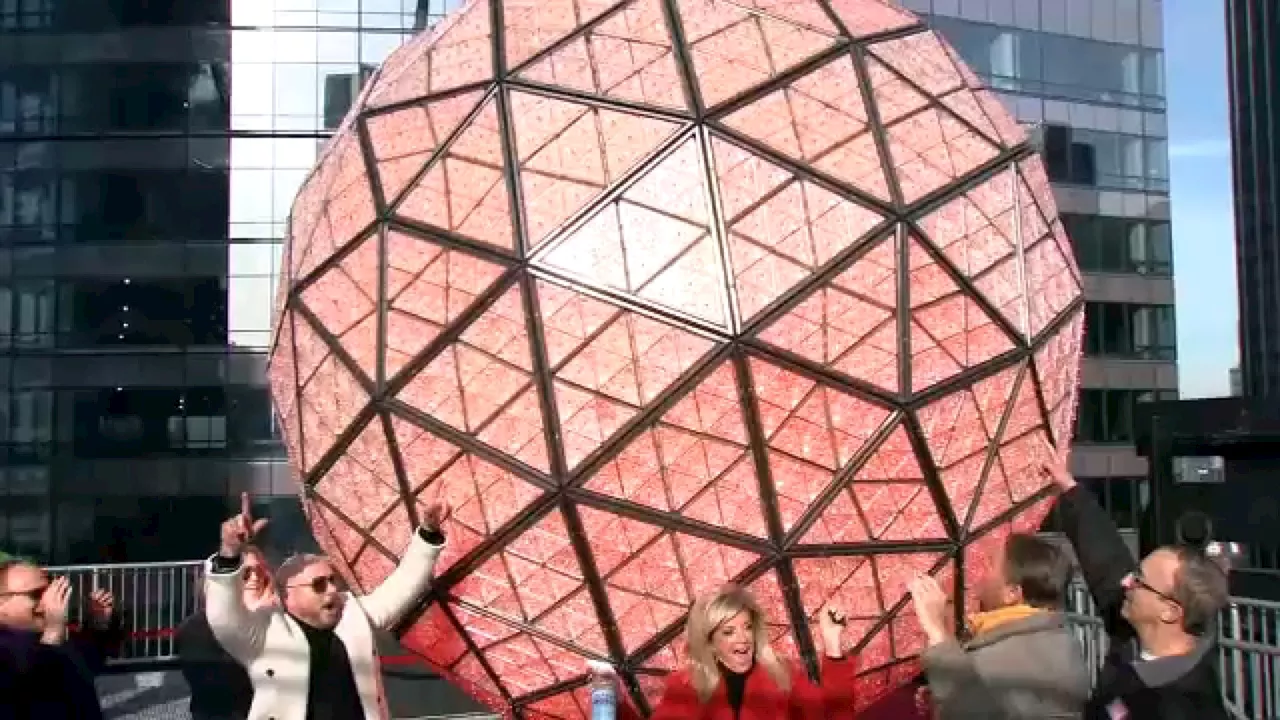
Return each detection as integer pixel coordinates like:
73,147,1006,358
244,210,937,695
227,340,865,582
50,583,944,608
49,561,1280,719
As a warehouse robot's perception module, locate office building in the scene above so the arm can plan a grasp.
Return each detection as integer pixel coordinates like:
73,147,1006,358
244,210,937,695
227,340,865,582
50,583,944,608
1226,0,1280,399
904,0,1177,533
0,0,452,563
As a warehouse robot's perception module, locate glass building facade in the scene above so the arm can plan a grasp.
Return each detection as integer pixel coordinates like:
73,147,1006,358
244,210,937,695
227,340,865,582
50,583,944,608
0,0,454,563
905,0,1177,533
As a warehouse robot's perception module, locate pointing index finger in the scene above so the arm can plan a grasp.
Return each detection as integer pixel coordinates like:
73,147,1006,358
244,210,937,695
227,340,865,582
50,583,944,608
240,492,253,522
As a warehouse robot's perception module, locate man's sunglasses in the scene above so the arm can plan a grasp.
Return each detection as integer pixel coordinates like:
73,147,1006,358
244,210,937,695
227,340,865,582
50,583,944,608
286,575,343,593
1126,572,1181,606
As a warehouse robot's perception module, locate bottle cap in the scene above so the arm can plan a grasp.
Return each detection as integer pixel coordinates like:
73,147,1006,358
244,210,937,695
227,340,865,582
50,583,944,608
586,660,616,676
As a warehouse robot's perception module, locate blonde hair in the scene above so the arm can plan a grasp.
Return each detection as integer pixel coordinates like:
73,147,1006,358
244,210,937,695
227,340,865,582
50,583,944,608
685,585,790,703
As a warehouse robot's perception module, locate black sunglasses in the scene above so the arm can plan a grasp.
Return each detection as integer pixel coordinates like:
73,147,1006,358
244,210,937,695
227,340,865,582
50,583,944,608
1128,572,1180,606
287,575,342,593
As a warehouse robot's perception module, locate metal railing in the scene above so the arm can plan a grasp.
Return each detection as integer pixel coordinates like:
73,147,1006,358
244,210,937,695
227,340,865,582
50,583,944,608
1063,582,1280,720
45,561,1280,718
49,560,204,665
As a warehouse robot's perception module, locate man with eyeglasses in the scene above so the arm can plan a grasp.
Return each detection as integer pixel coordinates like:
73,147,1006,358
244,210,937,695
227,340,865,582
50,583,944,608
0,559,121,719
204,492,450,720
1042,460,1230,720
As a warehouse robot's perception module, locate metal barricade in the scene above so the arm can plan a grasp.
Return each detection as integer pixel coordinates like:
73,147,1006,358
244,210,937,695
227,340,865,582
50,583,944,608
48,560,204,664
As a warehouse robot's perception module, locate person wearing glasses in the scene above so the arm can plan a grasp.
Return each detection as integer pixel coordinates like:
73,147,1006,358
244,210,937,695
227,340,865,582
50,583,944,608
204,492,450,720
177,545,276,720
0,559,121,719
1041,460,1230,720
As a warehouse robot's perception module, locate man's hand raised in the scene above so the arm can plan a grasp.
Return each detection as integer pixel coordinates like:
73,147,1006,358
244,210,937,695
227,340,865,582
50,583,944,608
219,492,268,558
1039,454,1077,493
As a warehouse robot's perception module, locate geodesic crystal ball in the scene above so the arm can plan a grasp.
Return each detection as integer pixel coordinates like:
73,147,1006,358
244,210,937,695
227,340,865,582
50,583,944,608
268,0,1085,715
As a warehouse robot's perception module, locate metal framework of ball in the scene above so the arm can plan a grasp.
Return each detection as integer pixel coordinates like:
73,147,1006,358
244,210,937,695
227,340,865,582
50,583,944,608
268,0,1085,715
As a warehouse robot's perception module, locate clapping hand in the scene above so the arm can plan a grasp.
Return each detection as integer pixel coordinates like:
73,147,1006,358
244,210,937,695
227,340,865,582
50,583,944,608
219,492,268,558
38,576,71,644
88,587,115,626
908,575,952,646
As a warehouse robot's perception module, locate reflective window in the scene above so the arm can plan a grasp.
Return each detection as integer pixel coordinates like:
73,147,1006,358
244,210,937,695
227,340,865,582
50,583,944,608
1062,214,1173,275
1084,302,1177,361
930,16,1166,109
1040,124,1167,192
1076,388,1180,444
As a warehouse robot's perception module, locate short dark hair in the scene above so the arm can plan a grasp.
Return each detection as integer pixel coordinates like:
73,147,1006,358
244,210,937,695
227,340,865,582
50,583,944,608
274,553,327,594
1171,546,1229,636
1002,534,1071,609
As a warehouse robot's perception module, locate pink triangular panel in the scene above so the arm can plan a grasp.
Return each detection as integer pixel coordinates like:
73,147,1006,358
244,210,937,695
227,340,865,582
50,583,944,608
366,1,494,108
398,100,515,251
383,229,508,379
365,90,484,204
997,427,1053,504
503,0,622,70
1024,235,1079,340
918,168,1018,280
518,0,688,110
973,253,1027,337
297,351,369,472
907,239,1014,392
885,105,1001,203
722,56,890,201
757,236,901,393
1035,310,1084,446
677,0,839,108
555,380,638,469
312,419,402,529
826,0,918,38
867,30,965,97
719,144,886,321
510,91,681,248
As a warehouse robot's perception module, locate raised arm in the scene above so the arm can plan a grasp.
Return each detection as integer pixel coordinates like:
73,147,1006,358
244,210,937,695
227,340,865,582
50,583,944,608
358,500,450,631
789,606,858,720
203,493,272,663
1041,462,1136,615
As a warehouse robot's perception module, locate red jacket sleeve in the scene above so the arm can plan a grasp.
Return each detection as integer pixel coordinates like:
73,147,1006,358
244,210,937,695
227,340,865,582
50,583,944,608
788,656,859,720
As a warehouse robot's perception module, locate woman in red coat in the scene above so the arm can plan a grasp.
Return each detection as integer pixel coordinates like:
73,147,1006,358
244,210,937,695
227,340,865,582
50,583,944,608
621,584,858,720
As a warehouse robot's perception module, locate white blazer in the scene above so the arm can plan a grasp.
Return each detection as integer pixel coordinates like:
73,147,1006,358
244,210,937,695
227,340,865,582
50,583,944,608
203,532,443,720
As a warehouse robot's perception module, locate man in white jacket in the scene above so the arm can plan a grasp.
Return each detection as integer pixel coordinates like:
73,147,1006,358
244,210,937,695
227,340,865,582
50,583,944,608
205,492,449,720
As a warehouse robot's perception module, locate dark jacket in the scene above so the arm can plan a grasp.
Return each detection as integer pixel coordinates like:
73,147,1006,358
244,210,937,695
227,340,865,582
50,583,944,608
1056,485,1230,720
176,609,254,720
922,612,1090,719
0,619,120,720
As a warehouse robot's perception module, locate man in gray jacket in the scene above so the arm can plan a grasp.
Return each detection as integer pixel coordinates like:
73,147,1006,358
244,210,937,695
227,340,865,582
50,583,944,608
909,533,1090,719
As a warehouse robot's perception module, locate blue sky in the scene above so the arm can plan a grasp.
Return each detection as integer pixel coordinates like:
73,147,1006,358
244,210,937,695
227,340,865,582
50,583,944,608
1165,0,1238,398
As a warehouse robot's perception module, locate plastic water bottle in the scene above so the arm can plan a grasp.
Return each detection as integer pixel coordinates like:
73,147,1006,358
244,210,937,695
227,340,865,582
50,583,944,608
587,660,617,720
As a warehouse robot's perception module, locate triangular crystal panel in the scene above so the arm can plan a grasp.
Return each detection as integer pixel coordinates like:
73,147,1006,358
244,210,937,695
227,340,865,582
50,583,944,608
510,91,681,249
397,99,515,252
906,237,1014,392
825,0,918,38
712,136,885,321
503,0,624,70
756,234,901,393
916,168,1018,281
535,137,731,329
1034,310,1084,446
676,0,839,108
299,234,381,380
395,284,551,471
365,89,485,206
295,318,370,473
381,228,508,380
517,0,689,111
866,30,965,98
721,54,891,202
366,1,494,108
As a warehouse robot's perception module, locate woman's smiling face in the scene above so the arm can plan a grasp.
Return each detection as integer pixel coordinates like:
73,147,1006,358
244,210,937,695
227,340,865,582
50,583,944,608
711,609,756,673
